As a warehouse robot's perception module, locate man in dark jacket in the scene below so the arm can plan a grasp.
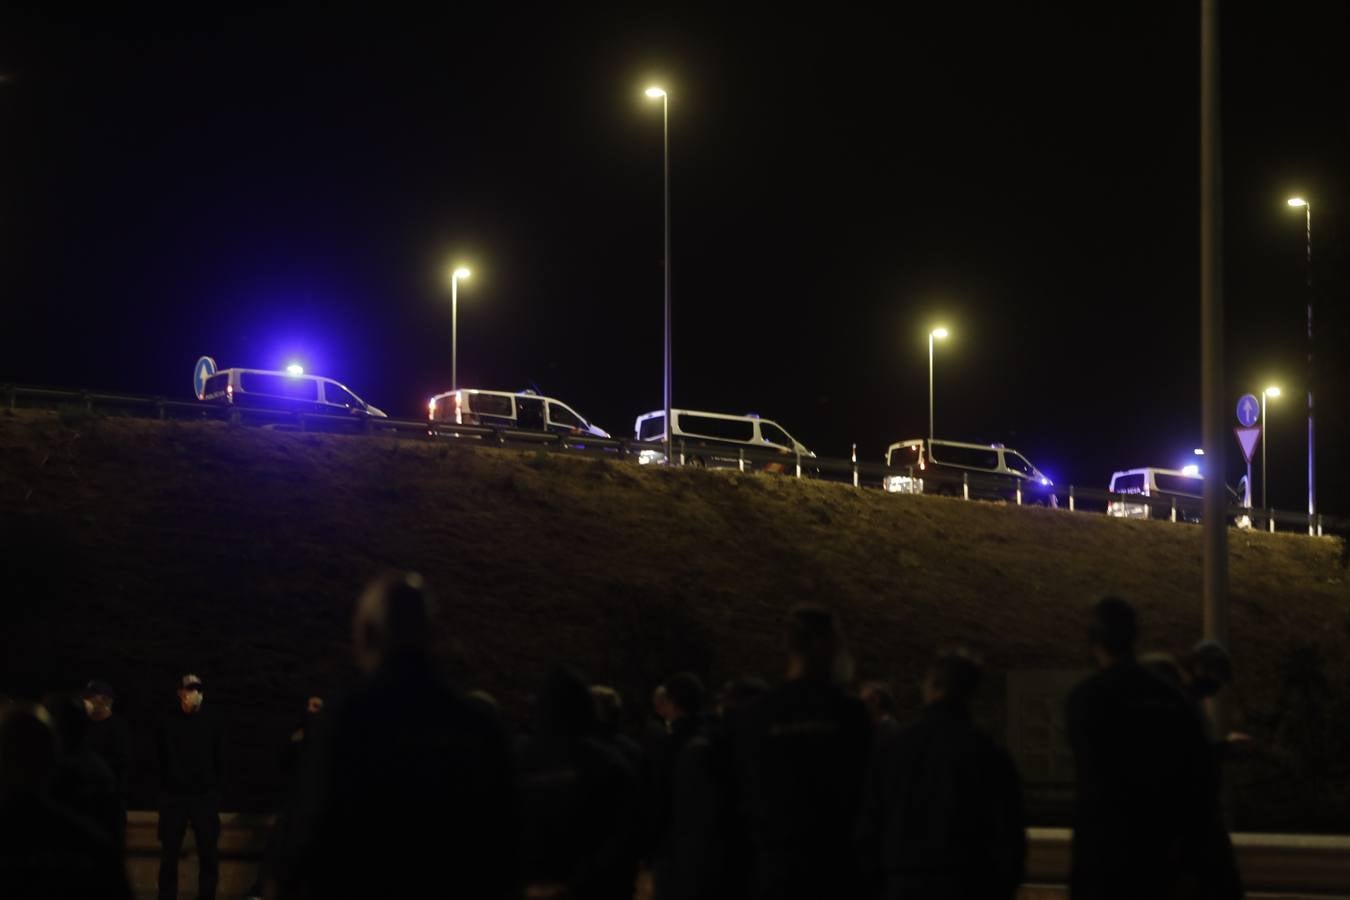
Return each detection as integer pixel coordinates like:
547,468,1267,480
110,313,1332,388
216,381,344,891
268,571,518,900
734,604,873,900
157,672,224,900
82,679,132,832
857,648,1025,899
1066,598,1217,900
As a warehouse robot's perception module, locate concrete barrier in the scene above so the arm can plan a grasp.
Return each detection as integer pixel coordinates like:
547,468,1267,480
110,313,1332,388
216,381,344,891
122,814,1350,899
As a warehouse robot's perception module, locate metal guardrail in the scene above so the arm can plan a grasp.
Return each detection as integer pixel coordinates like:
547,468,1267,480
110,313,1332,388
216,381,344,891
4,383,1345,537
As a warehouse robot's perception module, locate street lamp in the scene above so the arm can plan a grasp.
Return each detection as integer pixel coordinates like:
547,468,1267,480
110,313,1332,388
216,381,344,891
928,327,948,454
645,86,672,465
1286,197,1314,534
1262,386,1280,511
449,266,471,393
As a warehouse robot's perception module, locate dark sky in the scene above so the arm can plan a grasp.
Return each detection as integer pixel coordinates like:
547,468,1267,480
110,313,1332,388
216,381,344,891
2,5,1347,514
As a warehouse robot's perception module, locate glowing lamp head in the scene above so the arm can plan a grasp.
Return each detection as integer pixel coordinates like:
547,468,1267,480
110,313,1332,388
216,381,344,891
931,327,949,340
1182,464,1201,477
1264,386,1281,398
645,86,667,98
1193,448,1205,456
452,267,470,281
1287,197,1308,208
286,364,304,376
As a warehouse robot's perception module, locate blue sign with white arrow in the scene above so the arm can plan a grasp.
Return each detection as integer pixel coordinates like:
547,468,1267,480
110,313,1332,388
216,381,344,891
194,356,218,400
1236,393,1259,428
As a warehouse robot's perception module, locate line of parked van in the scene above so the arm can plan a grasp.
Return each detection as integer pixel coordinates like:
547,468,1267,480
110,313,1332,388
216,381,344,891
196,360,1215,514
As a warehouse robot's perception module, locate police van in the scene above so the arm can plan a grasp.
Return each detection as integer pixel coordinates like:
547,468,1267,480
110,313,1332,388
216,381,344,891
428,389,610,438
1107,467,1211,520
198,366,388,419
634,409,815,470
883,438,1056,505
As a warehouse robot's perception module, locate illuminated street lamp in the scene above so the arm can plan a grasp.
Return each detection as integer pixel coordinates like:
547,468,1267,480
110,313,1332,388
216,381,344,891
1286,197,1315,534
1262,386,1280,511
928,327,948,452
449,266,471,393
286,364,304,376
645,85,672,465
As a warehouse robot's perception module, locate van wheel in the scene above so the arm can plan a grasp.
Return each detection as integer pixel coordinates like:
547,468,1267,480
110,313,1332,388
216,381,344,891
687,455,707,469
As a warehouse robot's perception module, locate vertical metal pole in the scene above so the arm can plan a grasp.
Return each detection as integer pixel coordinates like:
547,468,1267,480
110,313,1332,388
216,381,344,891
1172,496,1178,524
452,274,459,394
662,93,673,471
1261,393,1268,510
928,333,935,450
1305,203,1315,536
1069,485,1075,512
851,443,858,488
1016,484,1022,506
1200,0,1230,727
962,471,969,500
738,447,745,473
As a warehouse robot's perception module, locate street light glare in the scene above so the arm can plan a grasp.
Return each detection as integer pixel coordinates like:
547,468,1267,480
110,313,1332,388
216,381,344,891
1287,197,1308,207
452,267,470,280
286,364,304,376
931,327,949,339
1265,386,1282,398
645,86,667,98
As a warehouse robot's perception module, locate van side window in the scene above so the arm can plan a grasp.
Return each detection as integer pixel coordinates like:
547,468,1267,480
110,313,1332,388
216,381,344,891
888,444,922,468
759,422,793,449
1154,473,1203,496
548,403,583,429
240,372,317,401
471,394,513,418
933,444,998,470
1113,473,1146,494
680,415,755,443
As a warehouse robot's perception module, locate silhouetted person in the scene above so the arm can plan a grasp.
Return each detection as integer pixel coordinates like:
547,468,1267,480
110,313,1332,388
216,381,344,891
280,695,324,780
0,705,132,900
516,664,640,900
734,604,873,900
654,672,743,900
857,649,1025,899
156,673,223,900
591,685,644,773
82,679,131,830
269,571,517,900
1065,598,1216,900
715,676,771,719
859,680,901,740
42,692,124,848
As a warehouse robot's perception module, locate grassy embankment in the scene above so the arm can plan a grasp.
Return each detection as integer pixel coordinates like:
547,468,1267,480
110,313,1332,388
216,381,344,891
1,409,1347,828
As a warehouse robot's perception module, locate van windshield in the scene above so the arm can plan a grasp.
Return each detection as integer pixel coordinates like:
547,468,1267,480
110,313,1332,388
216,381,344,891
888,443,922,467
639,415,665,441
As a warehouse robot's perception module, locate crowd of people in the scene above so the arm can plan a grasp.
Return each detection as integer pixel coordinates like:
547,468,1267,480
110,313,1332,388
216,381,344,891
0,573,1244,900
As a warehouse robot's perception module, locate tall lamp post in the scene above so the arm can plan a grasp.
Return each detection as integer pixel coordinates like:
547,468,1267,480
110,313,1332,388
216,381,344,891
928,327,948,453
450,266,471,393
1262,386,1280,511
646,86,672,465
1287,197,1314,534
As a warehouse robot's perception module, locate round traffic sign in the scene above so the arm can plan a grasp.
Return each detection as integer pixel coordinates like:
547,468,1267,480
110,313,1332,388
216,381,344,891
194,356,218,400
1236,393,1260,427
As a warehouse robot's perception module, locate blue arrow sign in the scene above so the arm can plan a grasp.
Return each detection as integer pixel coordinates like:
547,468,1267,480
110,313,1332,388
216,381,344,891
194,356,218,400
1236,393,1259,428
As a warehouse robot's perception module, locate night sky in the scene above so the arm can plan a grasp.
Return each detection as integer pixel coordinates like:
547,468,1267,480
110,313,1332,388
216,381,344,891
2,6,1347,514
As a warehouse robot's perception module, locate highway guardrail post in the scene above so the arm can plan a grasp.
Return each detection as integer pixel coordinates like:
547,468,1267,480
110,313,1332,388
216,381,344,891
962,471,969,500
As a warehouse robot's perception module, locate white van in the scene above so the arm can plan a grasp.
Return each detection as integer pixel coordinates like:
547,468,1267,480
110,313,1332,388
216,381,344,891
428,389,610,438
634,409,814,469
1107,468,1203,519
884,438,1056,505
200,368,388,419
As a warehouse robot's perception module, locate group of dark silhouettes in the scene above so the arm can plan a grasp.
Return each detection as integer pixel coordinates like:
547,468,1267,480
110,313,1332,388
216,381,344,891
0,571,1245,900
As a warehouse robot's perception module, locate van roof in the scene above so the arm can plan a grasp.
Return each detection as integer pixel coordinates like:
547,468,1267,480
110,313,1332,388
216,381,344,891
1110,467,1200,479
885,438,1015,452
428,387,563,403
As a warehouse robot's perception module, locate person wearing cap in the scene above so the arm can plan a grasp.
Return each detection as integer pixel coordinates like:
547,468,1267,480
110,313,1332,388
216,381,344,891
156,673,224,900
83,679,132,831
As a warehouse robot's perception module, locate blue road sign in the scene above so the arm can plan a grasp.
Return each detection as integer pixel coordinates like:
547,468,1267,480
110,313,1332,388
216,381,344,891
194,356,218,400
1236,393,1259,427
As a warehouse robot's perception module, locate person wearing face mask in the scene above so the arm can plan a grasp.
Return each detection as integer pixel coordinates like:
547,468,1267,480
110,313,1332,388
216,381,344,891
156,673,224,900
